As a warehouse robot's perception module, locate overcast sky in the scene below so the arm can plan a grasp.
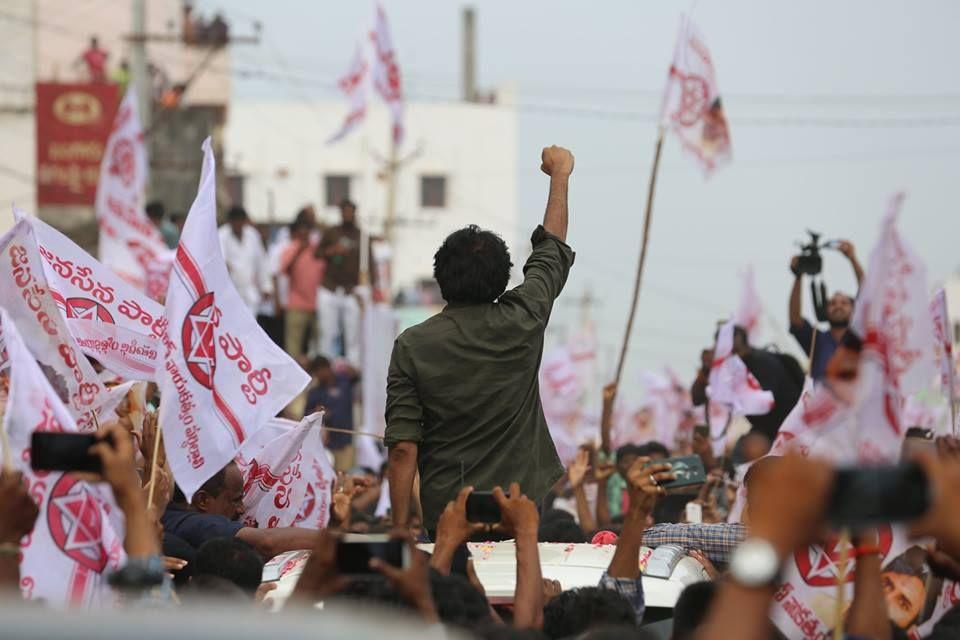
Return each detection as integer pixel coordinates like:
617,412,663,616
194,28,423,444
198,0,960,387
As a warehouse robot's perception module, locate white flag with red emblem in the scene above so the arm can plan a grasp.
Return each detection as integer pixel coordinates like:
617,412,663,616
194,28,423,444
660,15,732,176
0,308,126,607
370,2,404,144
16,211,164,381
328,3,404,145
95,87,173,300
235,412,324,529
291,427,336,530
734,266,762,342
158,138,310,501
707,321,774,416
0,219,108,429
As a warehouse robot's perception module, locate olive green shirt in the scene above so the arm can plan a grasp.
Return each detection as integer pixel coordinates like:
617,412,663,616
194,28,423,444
385,226,575,530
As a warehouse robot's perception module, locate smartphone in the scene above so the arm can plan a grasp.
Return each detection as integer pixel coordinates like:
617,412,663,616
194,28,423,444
826,463,930,527
336,534,409,576
652,455,707,490
466,491,502,523
30,432,101,473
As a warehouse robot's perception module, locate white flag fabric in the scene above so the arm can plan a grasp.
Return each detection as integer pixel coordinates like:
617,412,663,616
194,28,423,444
235,412,324,529
660,15,732,176
0,220,107,428
158,138,310,501
734,266,762,342
0,308,126,607
707,321,774,416
95,87,173,299
370,2,404,144
931,289,957,400
852,193,936,398
291,427,336,530
328,3,404,145
327,45,369,144
19,212,163,380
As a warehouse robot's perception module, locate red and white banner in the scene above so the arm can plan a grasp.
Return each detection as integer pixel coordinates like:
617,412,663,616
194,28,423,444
158,138,310,501
0,220,107,427
0,308,126,608
328,3,404,145
660,15,731,176
17,211,163,380
707,321,774,416
235,412,324,529
95,87,173,299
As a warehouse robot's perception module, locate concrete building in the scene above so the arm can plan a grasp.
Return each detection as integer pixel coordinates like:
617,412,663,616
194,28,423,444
224,97,519,293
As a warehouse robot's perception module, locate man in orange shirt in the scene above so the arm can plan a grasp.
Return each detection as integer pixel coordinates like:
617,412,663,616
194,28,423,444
279,218,324,363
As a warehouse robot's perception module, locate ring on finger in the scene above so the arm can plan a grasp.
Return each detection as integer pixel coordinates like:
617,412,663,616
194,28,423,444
649,474,658,486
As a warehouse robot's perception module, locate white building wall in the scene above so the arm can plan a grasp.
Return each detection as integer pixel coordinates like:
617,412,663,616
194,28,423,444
225,100,518,291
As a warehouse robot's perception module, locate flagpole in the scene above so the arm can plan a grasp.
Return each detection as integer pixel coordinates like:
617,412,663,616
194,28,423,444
0,410,13,474
833,529,852,640
613,125,666,390
146,407,164,510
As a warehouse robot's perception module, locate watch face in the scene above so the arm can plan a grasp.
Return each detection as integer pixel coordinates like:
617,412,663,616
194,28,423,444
731,538,781,588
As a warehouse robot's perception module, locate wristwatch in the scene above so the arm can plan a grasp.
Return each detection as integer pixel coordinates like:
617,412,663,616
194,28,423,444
729,537,781,588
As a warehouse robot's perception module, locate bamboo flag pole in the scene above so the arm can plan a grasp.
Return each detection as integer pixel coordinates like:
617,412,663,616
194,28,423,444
0,409,13,474
146,407,164,510
322,426,385,441
613,126,667,390
832,529,852,640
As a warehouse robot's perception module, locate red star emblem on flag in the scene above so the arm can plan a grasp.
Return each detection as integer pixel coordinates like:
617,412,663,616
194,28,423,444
181,291,218,389
64,298,114,324
46,476,107,573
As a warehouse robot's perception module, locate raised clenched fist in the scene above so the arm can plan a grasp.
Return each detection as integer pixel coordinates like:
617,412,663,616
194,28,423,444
540,145,575,177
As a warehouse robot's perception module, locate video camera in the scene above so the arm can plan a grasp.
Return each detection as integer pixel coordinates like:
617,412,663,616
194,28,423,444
794,230,838,322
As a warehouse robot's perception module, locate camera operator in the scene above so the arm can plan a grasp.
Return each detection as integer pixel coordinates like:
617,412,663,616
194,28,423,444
788,239,864,380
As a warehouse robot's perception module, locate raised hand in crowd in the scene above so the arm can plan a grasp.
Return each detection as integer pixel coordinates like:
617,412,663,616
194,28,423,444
568,447,597,533
82,420,160,560
289,529,349,605
911,440,960,561
430,485,484,575
370,536,439,624
330,471,371,530
493,483,543,629
0,470,39,590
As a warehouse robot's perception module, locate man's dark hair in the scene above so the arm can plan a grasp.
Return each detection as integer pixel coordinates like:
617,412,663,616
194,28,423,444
182,574,249,604
540,508,575,525
339,198,356,210
162,533,196,588
638,441,670,459
308,355,331,374
194,537,264,596
538,518,587,543
433,225,512,304
542,587,637,639
227,205,247,222
289,217,311,234
615,444,644,464
294,207,314,225
672,581,718,640
145,200,165,221
171,463,232,504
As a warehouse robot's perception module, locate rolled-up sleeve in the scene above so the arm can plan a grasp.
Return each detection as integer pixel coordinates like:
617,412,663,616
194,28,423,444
384,336,423,447
502,225,575,325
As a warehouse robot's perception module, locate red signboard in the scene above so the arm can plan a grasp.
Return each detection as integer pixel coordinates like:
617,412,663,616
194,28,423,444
35,83,120,206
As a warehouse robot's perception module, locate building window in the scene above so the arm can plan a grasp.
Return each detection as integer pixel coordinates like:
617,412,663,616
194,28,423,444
324,174,351,207
954,321,960,345
420,175,447,208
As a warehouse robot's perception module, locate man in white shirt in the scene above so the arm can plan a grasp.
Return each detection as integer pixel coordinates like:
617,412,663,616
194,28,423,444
218,206,271,312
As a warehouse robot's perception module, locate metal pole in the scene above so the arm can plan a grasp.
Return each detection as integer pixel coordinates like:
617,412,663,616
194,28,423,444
461,7,476,102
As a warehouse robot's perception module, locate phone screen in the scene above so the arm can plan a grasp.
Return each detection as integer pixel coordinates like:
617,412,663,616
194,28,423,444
465,491,502,523
336,536,407,575
30,432,101,473
827,464,929,527
656,455,706,490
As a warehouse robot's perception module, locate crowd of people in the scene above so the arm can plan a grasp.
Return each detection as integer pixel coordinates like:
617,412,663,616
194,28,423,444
2,143,960,640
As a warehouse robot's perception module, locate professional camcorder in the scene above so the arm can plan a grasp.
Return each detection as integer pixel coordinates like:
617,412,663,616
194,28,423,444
794,230,838,322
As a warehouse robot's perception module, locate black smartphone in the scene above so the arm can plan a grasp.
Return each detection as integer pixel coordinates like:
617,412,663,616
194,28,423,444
653,455,706,490
336,534,409,576
827,463,930,527
466,491,502,523
30,432,101,473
